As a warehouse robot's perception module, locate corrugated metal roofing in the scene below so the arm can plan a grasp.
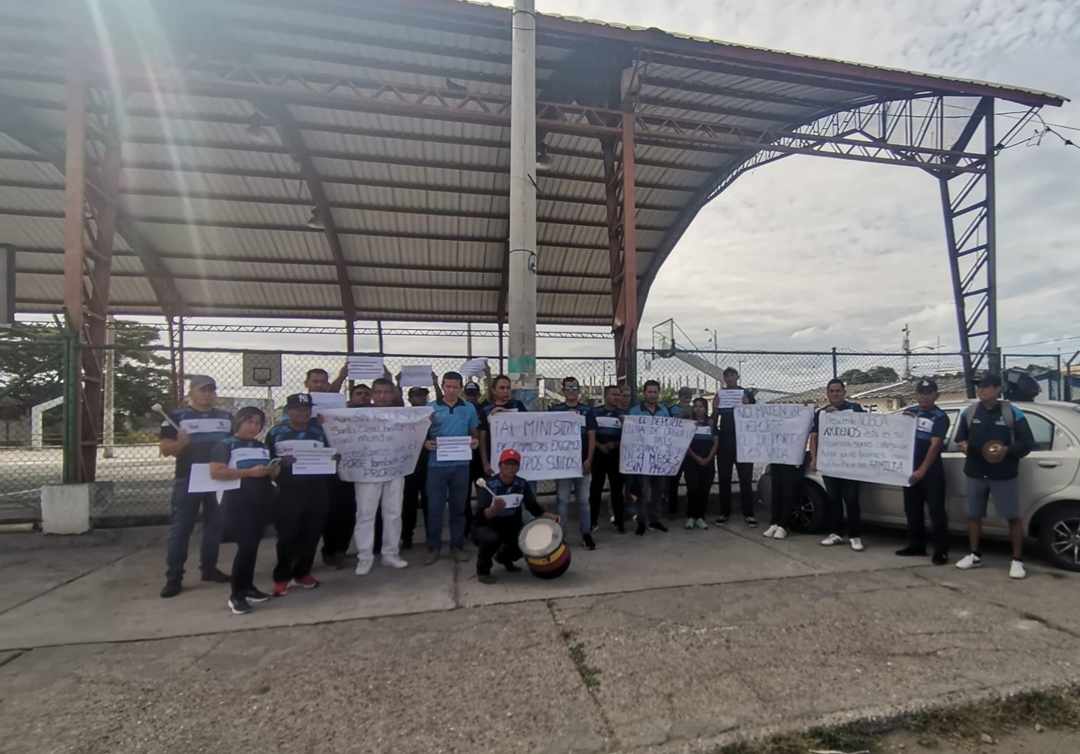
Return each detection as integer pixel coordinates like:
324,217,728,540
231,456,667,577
0,0,1066,325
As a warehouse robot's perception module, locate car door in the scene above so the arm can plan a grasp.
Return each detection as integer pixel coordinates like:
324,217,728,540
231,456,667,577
1015,409,1080,524
939,409,972,535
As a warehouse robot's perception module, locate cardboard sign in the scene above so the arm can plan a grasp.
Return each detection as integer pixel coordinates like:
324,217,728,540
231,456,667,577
619,415,696,476
488,411,583,481
735,404,814,466
320,407,432,482
817,411,916,487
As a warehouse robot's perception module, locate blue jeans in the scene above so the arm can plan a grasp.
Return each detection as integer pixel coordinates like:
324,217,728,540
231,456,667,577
556,475,592,536
426,464,470,551
165,479,223,581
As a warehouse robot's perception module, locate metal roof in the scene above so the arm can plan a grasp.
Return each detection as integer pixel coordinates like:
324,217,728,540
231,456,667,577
0,0,1066,325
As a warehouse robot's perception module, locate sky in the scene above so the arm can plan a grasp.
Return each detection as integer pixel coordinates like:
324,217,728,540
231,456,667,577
17,0,1080,362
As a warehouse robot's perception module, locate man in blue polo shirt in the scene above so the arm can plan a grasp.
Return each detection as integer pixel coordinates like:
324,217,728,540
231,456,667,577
423,371,480,565
590,385,626,533
629,379,671,536
549,376,598,550
897,378,951,564
809,378,867,551
158,375,233,598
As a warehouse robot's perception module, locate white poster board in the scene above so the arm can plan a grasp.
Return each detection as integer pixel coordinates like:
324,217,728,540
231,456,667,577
619,415,696,476
735,404,814,466
488,411,583,481
187,463,241,494
716,389,746,409
458,358,488,378
400,365,433,387
347,356,385,380
817,411,916,487
320,407,432,482
435,436,473,462
309,391,346,417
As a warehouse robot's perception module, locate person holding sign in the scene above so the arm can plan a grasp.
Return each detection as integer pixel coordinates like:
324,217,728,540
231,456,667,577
266,393,332,597
714,368,757,527
158,375,233,599
424,371,480,565
897,379,951,564
684,398,719,530
303,368,353,570
666,387,695,516
352,378,412,575
463,382,488,538
401,386,431,551
590,385,626,534
478,375,529,477
954,373,1036,579
809,378,867,551
628,380,672,535
473,449,556,584
549,377,598,550
208,407,280,616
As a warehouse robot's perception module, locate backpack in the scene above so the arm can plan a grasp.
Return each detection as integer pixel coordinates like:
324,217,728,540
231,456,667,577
962,401,1016,445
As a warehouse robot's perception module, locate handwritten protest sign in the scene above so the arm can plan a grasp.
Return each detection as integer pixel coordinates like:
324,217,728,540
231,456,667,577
716,389,746,409
309,391,346,417
735,404,814,466
347,356,385,380
817,411,916,487
320,407,432,482
619,415,696,476
489,411,583,481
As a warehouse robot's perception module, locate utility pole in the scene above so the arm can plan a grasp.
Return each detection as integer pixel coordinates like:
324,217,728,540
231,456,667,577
507,0,538,406
103,315,115,459
704,327,719,392
902,323,912,379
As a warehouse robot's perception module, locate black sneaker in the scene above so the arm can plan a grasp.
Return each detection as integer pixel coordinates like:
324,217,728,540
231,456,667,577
896,545,928,557
614,522,626,534
714,515,729,525
400,539,413,551
245,588,271,604
201,568,230,583
635,520,646,536
648,521,668,533
478,573,497,585
502,560,522,573
932,552,949,566
228,596,253,615
744,516,758,528
583,533,596,550
160,580,182,599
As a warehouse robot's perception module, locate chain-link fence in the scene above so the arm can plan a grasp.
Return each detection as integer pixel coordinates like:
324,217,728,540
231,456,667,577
1,333,1068,526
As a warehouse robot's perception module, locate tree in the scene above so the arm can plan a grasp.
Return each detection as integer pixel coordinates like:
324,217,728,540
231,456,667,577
839,366,900,385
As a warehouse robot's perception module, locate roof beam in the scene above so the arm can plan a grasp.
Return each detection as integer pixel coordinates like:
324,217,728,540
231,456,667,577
640,75,839,110
253,99,355,326
636,95,796,124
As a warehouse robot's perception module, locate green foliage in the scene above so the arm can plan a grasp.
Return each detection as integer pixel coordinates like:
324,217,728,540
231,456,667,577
839,365,901,385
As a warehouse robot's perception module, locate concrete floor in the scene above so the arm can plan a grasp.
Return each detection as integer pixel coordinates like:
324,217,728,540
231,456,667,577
1,520,1078,753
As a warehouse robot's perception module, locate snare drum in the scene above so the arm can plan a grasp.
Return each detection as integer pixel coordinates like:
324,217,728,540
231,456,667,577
518,517,572,580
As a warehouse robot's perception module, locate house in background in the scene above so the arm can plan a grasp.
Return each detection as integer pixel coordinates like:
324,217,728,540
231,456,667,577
774,377,969,412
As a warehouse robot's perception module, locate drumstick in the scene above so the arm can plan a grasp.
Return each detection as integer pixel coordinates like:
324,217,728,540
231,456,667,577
475,478,491,493
151,403,181,432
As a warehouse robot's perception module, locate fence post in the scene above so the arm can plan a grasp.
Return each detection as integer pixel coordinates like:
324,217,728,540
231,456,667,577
61,332,80,484
831,347,838,379
1055,353,1062,399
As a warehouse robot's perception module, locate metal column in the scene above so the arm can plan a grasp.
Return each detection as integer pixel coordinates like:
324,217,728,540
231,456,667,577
614,112,639,393
507,0,538,401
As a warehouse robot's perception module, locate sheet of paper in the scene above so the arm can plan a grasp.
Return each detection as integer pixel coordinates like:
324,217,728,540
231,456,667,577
291,447,337,476
716,389,746,409
273,439,323,457
347,356,385,380
458,357,487,378
595,416,621,429
187,463,241,494
310,391,346,416
495,493,523,510
399,365,434,387
436,435,473,462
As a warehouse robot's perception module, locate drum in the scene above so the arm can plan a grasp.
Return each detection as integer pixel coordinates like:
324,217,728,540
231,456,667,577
518,518,572,580
981,440,1008,464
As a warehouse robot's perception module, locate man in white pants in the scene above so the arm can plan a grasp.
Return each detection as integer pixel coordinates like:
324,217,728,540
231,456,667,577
352,377,409,575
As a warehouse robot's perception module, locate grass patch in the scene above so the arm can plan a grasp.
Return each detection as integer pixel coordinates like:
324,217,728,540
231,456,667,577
567,641,602,690
714,684,1080,754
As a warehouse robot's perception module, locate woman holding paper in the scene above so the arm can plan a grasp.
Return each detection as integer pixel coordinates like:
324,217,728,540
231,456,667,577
684,398,719,530
209,407,280,616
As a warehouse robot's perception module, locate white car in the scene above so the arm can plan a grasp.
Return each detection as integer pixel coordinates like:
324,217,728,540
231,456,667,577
757,400,1080,571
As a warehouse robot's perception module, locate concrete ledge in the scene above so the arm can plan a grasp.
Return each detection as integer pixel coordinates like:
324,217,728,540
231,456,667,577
40,484,91,535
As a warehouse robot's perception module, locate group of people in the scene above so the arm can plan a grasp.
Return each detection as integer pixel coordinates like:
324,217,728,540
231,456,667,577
158,362,1036,615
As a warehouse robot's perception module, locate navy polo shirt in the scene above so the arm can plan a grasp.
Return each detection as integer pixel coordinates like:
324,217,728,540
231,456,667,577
811,400,865,433
592,406,624,445
428,398,480,468
629,403,671,417
267,420,331,482
478,399,529,433
903,405,949,469
688,420,718,456
160,407,233,480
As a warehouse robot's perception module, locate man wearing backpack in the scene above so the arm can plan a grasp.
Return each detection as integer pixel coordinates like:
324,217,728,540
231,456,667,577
954,373,1036,579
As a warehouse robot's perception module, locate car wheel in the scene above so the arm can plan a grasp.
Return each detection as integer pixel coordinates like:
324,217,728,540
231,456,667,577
790,480,829,533
1037,502,1080,572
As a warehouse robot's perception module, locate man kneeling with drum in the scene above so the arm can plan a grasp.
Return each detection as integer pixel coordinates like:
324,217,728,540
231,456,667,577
473,449,558,584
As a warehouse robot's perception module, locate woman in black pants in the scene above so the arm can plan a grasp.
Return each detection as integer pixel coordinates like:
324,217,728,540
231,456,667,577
209,406,279,615
683,398,719,530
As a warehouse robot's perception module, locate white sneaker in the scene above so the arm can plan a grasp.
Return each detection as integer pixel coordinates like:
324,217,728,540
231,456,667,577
762,524,778,538
849,537,865,552
820,533,844,546
1009,559,1026,579
382,554,409,569
354,558,374,576
695,518,709,530
685,518,695,530
772,526,788,540
955,553,983,570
